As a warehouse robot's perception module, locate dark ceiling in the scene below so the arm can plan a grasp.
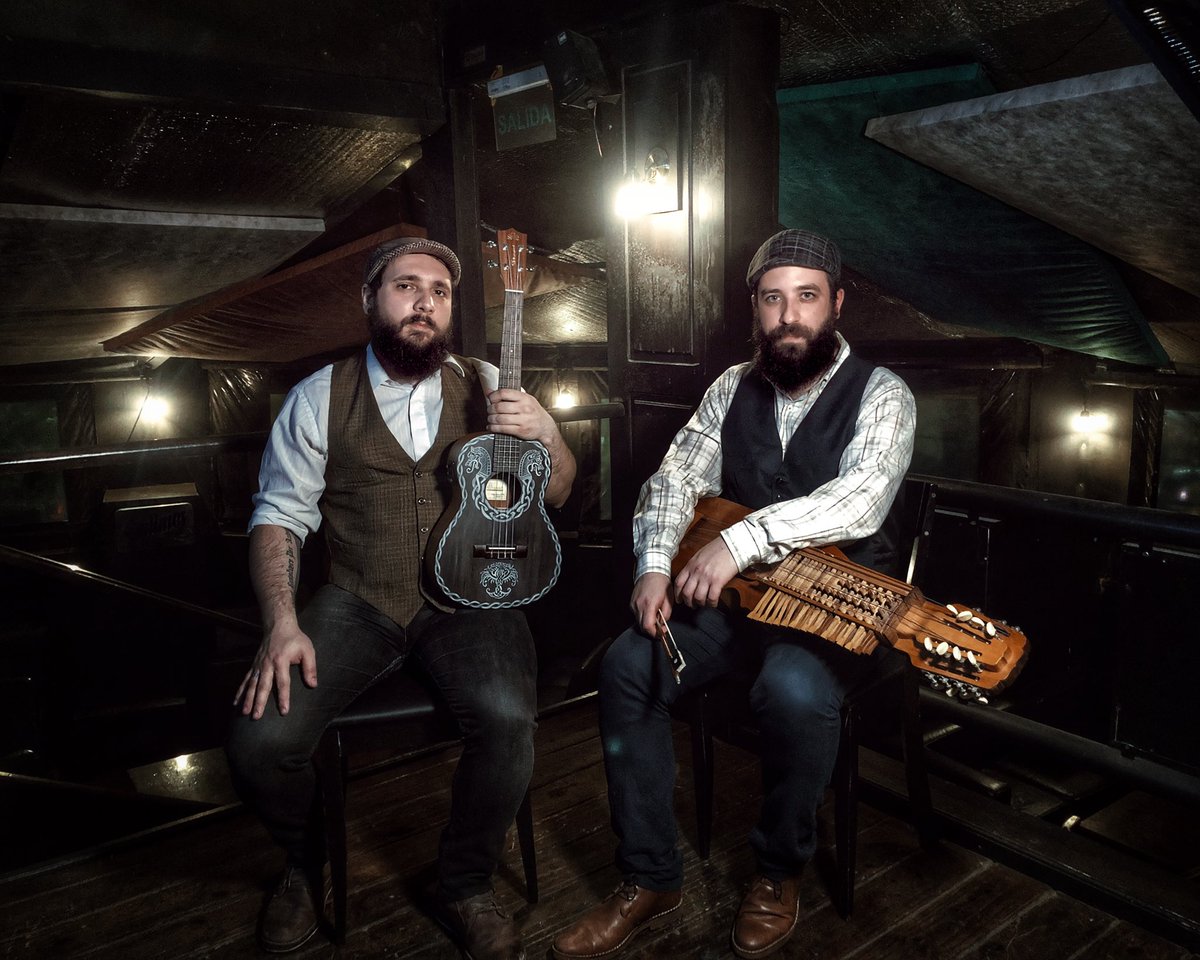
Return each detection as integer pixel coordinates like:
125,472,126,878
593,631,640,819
1,0,1198,377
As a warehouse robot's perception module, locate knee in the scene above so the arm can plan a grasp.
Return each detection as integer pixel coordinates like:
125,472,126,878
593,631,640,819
226,714,313,784
462,680,536,748
749,669,837,728
598,629,654,699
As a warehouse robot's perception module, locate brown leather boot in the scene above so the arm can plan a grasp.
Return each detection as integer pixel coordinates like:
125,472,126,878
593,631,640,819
431,890,525,960
552,881,682,959
258,866,323,953
731,875,802,958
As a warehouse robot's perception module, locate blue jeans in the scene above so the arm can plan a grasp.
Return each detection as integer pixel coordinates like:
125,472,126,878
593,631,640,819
598,605,882,890
226,584,537,899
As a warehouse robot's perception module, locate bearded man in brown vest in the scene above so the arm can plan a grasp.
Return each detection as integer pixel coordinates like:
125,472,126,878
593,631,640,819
227,237,576,959
552,229,915,959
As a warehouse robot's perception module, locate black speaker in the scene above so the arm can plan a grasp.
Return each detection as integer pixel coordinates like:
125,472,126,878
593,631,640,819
542,29,611,108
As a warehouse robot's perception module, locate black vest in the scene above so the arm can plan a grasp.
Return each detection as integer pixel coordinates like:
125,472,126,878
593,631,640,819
720,355,902,577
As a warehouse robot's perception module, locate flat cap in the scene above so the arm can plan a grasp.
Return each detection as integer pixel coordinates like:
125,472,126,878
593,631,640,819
364,237,462,288
746,228,841,291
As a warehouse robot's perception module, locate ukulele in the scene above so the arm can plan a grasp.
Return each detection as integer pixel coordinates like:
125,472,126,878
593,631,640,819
674,497,1030,700
426,229,562,608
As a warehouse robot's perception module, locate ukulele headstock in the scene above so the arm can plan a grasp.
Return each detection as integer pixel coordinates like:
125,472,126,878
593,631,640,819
893,599,1030,701
497,228,528,293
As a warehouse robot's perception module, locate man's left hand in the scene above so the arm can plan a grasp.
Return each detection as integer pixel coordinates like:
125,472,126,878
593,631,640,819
673,536,738,609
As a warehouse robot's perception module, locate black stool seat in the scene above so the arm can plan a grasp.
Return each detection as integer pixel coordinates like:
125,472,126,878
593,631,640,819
313,666,538,943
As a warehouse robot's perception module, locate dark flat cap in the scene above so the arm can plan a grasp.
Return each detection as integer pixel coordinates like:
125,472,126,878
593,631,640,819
364,237,462,287
746,228,841,291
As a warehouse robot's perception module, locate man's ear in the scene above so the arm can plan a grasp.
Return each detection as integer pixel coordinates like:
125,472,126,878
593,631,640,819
834,287,845,315
361,284,373,316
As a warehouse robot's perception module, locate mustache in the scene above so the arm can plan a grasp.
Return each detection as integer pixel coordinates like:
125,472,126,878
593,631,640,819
766,325,816,344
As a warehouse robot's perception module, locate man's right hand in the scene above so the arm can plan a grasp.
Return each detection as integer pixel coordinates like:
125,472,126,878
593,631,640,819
234,622,318,720
631,572,673,637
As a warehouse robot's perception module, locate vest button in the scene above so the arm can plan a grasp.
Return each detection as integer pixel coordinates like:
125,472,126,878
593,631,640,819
417,497,427,504
420,526,429,533
414,470,422,478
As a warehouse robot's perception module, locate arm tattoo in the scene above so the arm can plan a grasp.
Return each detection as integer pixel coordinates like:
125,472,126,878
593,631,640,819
284,531,299,595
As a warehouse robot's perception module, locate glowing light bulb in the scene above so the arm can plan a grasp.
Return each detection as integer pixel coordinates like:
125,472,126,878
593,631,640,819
1071,409,1111,433
142,396,170,423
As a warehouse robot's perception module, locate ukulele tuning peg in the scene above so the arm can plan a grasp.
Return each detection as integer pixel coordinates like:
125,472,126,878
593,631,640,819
487,259,499,269
486,240,498,249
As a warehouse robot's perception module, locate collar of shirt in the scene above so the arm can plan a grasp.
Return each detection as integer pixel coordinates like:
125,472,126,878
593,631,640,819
771,332,850,406
364,344,466,461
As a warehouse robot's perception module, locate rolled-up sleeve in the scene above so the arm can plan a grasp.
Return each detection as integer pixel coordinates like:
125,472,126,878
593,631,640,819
248,370,330,542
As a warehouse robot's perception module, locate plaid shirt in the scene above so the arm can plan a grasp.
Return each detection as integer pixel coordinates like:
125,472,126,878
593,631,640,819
633,334,915,579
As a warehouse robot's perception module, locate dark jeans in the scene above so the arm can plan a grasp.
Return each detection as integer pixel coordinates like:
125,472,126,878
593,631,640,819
226,584,538,900
598,605,882,890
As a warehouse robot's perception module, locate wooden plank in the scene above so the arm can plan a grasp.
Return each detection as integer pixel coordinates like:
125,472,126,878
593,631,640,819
3,701,1195,959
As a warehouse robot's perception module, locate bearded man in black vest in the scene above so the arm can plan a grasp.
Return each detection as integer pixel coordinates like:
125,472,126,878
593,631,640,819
553,229,915,960
227,237,576,959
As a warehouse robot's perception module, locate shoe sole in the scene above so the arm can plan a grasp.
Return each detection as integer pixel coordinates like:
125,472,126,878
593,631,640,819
260,922,319,954
551,899,682,960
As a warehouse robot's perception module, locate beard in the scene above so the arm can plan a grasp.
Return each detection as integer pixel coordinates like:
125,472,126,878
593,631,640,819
368,302,451,380
752,309,840,394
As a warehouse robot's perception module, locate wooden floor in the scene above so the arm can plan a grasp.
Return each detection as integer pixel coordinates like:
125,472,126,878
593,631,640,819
2,699,1196,960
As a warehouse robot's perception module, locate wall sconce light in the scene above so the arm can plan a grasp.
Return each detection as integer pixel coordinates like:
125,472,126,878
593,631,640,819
615,146,679,219
554,370,579,409
1070,407,1112,434
644,147,670,184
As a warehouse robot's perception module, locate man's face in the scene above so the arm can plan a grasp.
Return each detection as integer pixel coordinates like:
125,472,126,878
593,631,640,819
751,265,844,391
363,252,454,378
752,265,843,345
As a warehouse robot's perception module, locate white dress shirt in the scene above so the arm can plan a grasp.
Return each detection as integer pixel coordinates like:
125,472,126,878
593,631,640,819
633,334,916,579
249,345,499,542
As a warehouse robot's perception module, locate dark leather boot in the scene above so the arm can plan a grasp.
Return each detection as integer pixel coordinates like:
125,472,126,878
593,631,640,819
431,890,525,960
259,866,322,953
731,875,802,958
552,881,682,959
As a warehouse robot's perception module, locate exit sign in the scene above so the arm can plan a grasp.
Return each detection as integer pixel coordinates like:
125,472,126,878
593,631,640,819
493,84,557,151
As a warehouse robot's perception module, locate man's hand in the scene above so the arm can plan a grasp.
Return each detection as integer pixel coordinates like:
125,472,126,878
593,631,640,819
673,536,738,609
631,572,673,637
234,622,318,720
485,387,577,508
486,387,557,445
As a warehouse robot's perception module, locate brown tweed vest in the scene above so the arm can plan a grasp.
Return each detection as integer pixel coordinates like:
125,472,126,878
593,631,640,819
322,351,488,626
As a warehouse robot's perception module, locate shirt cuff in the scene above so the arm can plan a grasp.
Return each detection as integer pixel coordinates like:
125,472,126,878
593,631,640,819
720,521,766,571
247,514,310,544
636,550,675,581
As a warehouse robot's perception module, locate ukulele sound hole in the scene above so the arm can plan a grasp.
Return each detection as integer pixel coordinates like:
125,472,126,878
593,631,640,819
485,473,520,509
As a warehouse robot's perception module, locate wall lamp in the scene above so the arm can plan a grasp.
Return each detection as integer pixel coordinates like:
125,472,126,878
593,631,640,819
615,146,678,219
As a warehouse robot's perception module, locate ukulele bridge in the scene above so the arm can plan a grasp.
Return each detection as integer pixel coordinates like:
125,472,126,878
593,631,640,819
473,545,529,559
